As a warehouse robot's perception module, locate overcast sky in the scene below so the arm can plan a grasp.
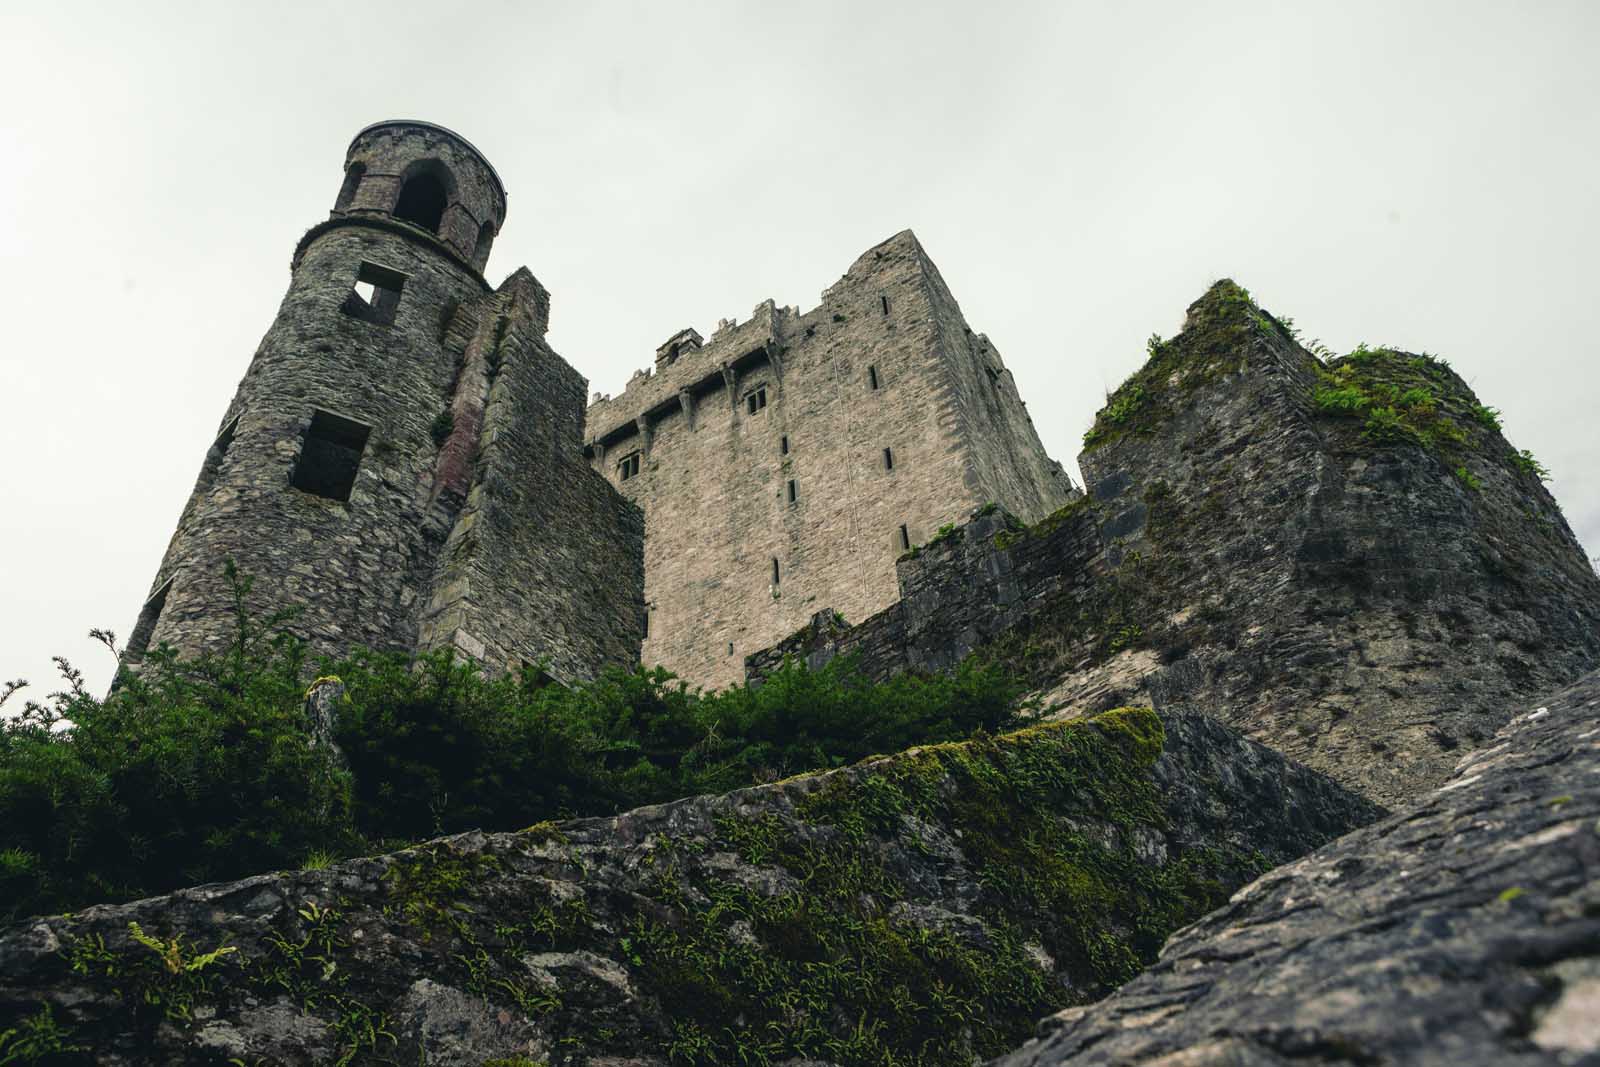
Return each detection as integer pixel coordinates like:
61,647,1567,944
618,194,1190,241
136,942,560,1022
3,1,1596,698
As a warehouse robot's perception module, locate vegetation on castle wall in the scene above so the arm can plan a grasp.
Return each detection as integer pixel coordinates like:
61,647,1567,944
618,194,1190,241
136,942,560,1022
1309,343,1550,490
1081,280,1266,452
0,705,1291,1067
0,578,1027,923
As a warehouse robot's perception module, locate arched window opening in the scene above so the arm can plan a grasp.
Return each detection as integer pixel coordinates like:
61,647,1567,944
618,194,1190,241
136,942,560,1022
334,162,365,211
394,169,448,233
472,220,496,266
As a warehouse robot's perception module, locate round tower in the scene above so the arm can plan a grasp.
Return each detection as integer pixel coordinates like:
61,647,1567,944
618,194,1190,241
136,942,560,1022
335,121,507,273
124,122,507,669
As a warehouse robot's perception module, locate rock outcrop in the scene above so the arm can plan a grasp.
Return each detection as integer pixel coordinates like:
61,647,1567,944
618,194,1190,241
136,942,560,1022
751,282,1600,806
0,708,1375,1066
993,667,1600,1067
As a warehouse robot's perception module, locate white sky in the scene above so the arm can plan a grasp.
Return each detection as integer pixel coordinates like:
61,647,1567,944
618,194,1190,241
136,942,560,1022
2,1,1596,698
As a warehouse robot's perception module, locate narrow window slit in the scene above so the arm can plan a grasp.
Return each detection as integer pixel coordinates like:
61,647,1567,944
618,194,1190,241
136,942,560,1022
126,578,173,659
868,365,880,390
771,558,781,584
787,479,797,503
780,435,789,455
899,524,911,551
880,294,890,315
883,446,895,471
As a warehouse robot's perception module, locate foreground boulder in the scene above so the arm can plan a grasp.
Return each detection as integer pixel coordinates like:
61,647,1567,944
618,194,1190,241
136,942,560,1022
993,669,1600,1067
0,708,1375,1065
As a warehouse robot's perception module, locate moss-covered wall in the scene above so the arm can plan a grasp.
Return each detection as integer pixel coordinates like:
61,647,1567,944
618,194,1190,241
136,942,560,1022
0,708,1376,1066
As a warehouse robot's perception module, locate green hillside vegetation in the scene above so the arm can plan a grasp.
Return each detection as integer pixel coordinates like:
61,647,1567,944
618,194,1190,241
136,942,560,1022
0,571,1026,924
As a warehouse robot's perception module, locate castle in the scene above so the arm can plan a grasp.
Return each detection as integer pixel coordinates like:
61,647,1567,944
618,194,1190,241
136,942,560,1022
125,121,1072,687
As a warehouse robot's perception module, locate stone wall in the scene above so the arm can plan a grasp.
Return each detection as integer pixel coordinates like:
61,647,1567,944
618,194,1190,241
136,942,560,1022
416,270,644,682
747,281,1600,806
585,230,1074,689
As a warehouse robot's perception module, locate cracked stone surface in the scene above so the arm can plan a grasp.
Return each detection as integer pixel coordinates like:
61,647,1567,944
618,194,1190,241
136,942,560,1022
991,669,1600,1067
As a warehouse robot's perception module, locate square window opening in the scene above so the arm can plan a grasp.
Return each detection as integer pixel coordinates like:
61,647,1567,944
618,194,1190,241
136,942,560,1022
745,386,768,415
341,261,407,326
618,452,642,481
291,409,371,502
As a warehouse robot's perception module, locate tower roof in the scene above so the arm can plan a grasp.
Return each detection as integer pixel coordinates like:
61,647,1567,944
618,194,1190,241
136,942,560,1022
348,120,507,207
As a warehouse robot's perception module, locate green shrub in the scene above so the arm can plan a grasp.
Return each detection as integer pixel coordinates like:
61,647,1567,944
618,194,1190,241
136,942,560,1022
0,576,1028,921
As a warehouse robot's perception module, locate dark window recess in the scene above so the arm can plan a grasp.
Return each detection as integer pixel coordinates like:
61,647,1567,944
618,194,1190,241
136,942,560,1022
746,386,768,414
618,452,641,481
641,609,650,639
341,261,406,326
786,479,797,503
335,162,365,212
868,365,880,390
780,435,789,455
899,524,911,551
728,642,735,656
291,410,371,502
394,170,447,233
125,578,173,659
883,446,895,471
197,415,239,491
771,558,781,584
880,294,890,315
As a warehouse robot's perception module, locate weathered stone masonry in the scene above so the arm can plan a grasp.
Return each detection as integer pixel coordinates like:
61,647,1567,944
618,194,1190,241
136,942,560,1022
586,230,1075,688
126,121,644,684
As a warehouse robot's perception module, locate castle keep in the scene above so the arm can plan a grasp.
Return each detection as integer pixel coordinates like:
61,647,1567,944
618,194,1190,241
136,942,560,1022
126,123,1072,688
586,232,1074,686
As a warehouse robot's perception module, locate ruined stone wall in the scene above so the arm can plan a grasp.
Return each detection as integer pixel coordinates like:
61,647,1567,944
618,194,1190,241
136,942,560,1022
417,271,644,683
127,222,489,667
747,281,1600,805
585,231,1073,688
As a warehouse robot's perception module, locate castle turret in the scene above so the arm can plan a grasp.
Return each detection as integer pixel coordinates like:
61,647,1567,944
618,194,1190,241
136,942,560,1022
124,122,644,681
335,121,506,272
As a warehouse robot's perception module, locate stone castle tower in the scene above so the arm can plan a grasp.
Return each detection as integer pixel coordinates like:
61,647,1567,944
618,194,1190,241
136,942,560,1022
126,122,1074,691
585,231,1076,687
125,121,644,683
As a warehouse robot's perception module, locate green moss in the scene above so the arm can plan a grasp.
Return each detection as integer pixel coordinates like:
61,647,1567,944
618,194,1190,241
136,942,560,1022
994,496,1094,550
597,707,1263,1066
1082,280,1265,453
382,845,502,941
0,1003,86,1064
430,409,455,446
